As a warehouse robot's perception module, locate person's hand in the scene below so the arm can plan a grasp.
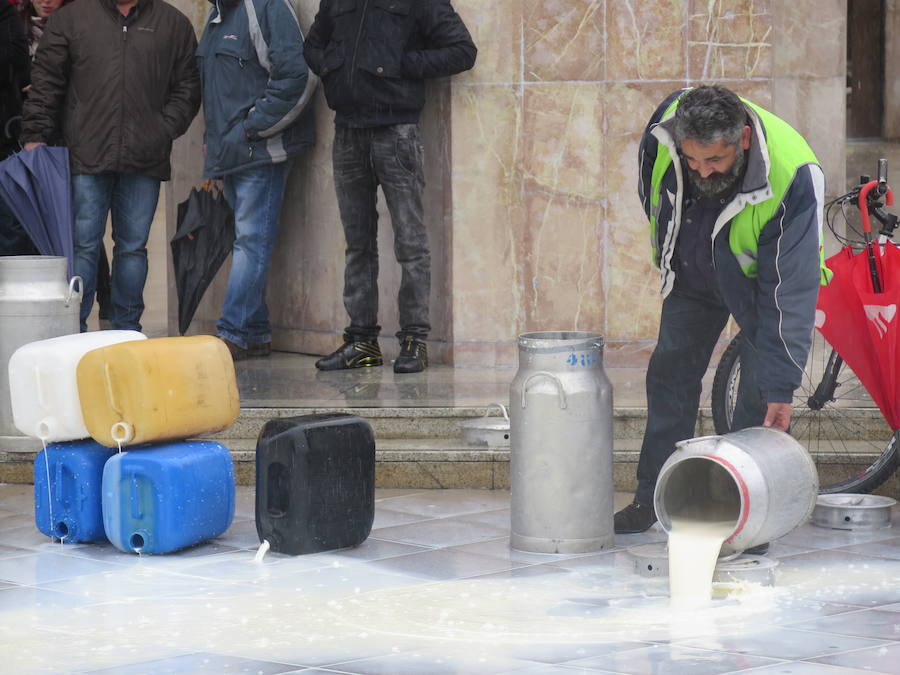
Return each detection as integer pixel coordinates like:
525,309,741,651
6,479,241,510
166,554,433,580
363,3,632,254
23,142,46,151
763,402,791,431
21,84,31,93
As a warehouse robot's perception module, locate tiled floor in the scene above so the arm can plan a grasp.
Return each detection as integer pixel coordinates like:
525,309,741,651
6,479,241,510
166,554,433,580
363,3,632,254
2,483,900,674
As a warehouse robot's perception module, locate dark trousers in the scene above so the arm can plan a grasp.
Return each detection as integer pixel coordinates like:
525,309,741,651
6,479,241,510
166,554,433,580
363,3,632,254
333,123,430,341
634,289,767,506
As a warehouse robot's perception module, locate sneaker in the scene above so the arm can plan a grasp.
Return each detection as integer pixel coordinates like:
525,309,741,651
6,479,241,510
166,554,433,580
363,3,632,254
315,337,383,370
393,336,427,373
614,501,657,534
248,341,271,358
744,542,769,556
218,336,249,361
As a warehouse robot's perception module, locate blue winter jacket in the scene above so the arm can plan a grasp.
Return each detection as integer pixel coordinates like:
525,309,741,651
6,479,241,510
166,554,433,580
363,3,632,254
197,0,317,177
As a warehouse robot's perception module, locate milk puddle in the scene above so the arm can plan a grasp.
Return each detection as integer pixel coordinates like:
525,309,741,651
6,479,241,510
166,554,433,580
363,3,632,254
667,518,734,607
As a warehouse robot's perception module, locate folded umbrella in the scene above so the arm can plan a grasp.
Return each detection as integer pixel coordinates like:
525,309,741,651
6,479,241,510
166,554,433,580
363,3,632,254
170,181,235,335
816,242,900,429
0,146,74,276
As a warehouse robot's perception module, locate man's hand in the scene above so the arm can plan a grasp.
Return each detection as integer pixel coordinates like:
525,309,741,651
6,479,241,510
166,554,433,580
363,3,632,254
763,402,791,431
23,142,47,151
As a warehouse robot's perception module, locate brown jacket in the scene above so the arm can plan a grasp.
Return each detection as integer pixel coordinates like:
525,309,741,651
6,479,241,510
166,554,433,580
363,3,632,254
20,0,200,180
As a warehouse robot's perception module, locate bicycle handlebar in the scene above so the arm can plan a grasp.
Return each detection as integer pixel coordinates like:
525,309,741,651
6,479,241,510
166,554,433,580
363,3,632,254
858,180,894,234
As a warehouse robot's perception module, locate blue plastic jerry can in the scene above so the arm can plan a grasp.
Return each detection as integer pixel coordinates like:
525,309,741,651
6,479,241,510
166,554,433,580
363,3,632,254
101,441,235,554
33,440,117,542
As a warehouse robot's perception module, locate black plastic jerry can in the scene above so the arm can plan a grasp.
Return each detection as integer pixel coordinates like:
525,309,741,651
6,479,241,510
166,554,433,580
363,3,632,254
254,413,375,555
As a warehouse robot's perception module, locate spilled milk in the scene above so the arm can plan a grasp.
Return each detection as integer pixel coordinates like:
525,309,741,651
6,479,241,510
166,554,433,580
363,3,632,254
667,517,734,606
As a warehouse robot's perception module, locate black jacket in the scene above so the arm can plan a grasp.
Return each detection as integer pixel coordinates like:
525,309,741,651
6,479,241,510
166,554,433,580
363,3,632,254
304,0,476,127
0,1,28,158
20,0,200,180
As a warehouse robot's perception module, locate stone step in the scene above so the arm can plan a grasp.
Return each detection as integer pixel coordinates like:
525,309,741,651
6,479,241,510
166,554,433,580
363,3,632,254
2,407,895,492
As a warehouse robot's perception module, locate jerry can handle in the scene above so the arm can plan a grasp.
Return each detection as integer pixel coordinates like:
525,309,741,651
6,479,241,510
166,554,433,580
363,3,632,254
521,371,567,409
65,275,83,305
103,363,122,416
33,364,49,410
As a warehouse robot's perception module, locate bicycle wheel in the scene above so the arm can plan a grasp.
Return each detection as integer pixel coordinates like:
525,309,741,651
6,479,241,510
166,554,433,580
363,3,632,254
710,331,899,494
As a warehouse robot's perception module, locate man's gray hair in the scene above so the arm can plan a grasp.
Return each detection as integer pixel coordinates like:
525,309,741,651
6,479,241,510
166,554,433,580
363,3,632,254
672,85,747,147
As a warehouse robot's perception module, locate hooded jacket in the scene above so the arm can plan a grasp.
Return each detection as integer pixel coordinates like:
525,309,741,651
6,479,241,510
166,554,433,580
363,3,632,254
0,0,28,159
20,0,200,181
304,0,476,128
638,89,827,403
197,0,316,177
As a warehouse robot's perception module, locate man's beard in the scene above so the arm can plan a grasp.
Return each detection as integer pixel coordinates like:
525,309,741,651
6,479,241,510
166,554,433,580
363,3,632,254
687,146,746,199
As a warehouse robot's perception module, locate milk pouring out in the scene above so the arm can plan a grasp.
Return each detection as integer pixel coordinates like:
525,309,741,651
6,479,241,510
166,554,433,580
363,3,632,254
654,428,819,604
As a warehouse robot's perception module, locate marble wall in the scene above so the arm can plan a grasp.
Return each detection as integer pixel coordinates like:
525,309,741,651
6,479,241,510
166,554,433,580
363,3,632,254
166,0,847,366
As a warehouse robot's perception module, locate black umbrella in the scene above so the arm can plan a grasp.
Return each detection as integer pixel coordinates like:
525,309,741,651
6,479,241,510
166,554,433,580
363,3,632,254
170,181,235,334
0,146,74,275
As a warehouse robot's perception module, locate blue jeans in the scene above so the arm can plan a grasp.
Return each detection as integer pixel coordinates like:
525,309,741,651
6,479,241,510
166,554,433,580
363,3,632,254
634,288,766,506
216,161,290,349
333,124,430,341
72,173,160,332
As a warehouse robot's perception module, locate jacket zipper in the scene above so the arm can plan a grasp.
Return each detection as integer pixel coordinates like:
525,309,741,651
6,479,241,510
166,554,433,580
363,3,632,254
118,24,128,171
349,0,369,93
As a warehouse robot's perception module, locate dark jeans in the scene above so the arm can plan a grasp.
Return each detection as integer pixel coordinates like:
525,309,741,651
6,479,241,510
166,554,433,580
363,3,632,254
634,289,766,506
333,123,430,341
0,193,38,255
72,173,161,332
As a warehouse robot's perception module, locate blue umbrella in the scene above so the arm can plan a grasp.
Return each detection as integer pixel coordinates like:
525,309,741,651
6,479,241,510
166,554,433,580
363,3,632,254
0,146,74,276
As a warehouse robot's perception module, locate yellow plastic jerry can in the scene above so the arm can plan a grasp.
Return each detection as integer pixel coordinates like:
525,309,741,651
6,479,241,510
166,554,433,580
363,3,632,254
76,335,240,447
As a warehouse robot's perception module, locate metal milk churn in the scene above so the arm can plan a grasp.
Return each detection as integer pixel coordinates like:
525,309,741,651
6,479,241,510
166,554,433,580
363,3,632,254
510,331,614,553
0,256,82,445
653,426,818,555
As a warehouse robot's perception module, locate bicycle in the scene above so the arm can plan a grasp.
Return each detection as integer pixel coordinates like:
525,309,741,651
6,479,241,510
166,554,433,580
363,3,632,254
711,159,900,494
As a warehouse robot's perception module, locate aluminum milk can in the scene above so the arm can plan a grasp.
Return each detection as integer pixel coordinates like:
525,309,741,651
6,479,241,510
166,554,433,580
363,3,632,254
510,331,614,553
653,426,818,555
0,256,81,441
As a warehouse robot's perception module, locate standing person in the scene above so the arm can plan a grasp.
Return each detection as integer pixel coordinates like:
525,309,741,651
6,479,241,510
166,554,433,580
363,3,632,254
19,0,64,59
305,0,476,374
20,0,200,332
615,85,828,537
18,0,113,328
0,0,32,255
197,0,316,361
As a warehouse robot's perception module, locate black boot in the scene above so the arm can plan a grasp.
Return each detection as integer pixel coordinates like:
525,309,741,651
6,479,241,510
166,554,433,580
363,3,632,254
614,501,657,534
394,336,427,373
315,337,383,371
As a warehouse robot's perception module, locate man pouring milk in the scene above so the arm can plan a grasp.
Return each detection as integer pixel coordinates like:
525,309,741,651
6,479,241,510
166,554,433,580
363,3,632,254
615,85,829,542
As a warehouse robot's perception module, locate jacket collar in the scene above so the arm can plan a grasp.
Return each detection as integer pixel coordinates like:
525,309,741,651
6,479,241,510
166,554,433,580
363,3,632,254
100,0,152,19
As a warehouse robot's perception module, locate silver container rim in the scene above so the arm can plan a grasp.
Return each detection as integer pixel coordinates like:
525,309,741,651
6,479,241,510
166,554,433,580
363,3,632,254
0,255,68,266
518,331,604,353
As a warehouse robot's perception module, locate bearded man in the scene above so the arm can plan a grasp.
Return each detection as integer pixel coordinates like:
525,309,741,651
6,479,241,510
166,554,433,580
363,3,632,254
614,85,830,537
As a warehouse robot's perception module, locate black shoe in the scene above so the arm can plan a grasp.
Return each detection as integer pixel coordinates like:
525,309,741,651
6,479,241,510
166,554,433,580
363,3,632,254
744,542,769,556
393,336,427,373
315,338,383,371
614,502,657,534
248,341,271,358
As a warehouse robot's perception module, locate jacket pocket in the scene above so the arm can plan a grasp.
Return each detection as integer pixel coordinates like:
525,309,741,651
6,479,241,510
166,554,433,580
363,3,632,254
130,113,171,167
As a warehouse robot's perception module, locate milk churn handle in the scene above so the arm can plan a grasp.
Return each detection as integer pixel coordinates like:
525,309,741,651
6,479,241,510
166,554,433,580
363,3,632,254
65,276,83,306
521,371,567,409
485,402,509,421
